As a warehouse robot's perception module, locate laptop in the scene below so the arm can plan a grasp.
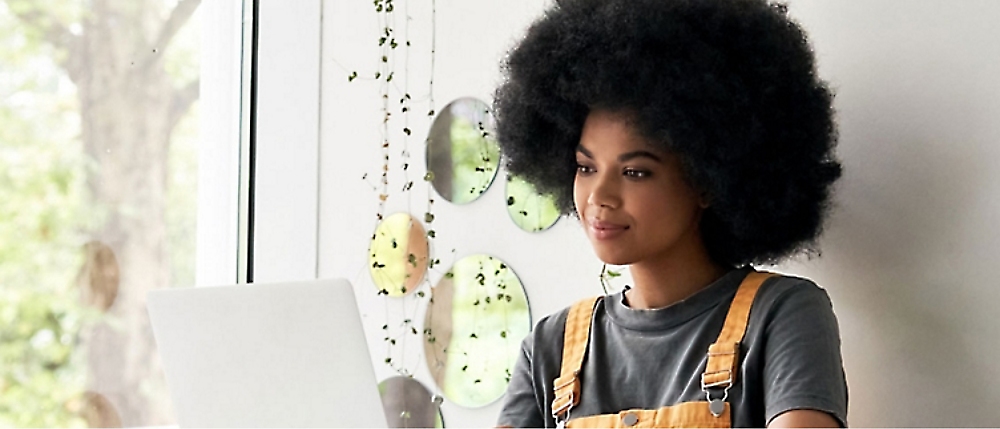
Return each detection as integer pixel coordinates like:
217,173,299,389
147,279,389,428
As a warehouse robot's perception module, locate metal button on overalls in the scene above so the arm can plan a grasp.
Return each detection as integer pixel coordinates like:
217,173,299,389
622,412,639,427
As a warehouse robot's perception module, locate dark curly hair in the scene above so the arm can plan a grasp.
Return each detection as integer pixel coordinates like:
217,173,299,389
493,0,841,267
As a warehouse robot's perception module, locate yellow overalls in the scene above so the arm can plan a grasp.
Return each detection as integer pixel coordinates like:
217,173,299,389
551,271,775,428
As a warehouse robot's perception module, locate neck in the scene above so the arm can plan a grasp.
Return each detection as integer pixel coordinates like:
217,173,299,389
624,239,729,310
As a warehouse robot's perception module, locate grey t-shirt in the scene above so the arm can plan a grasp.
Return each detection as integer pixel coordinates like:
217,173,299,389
496,267,848,428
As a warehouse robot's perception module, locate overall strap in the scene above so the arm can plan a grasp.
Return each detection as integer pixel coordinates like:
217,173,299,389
702,271,776,417
551,296,601,422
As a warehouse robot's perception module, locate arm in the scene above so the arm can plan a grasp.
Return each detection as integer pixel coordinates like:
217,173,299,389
761,281,849,427
769,409,841,428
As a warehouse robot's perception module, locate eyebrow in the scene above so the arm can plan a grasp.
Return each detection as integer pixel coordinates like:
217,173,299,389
576,145,663,163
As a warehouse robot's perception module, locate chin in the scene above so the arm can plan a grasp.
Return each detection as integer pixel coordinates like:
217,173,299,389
593,249,637,266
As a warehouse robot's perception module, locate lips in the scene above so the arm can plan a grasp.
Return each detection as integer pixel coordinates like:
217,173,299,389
588,219,629,240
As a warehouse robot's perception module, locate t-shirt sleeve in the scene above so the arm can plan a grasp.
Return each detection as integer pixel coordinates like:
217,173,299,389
762,282,849,427
496,335,546,428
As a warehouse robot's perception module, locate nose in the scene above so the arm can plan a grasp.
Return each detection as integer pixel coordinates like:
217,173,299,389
587,171,621,209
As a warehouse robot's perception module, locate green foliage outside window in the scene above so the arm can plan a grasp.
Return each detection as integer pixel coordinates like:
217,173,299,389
0,3,92,425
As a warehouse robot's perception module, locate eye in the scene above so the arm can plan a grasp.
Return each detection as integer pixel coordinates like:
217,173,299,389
623,169,651,179
576,164,595,175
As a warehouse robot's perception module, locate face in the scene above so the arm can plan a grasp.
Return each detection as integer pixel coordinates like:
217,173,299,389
574,109,708,266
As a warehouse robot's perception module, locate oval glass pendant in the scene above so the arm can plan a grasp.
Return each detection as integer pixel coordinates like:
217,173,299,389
378,376,444,428
423,255,531,408
504,174,560,232
368,213,429,297
425,98,501,204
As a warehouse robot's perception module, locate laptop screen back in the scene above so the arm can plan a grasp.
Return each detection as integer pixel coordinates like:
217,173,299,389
147,279,388,428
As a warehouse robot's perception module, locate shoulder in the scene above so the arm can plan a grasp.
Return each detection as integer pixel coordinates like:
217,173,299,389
755,274,837,321
746,273,844,373
528,308,567,346
759,273,830,298
746,273,842,348
523,296,603,359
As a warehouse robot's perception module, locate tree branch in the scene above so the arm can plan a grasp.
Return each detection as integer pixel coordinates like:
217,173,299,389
140,0,202,70
4,0,79,54
168,78,200,131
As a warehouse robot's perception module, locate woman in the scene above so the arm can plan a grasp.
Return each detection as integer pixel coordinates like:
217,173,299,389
493,0,847,427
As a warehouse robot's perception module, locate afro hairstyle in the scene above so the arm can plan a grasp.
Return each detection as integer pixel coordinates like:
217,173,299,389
493,0,842,267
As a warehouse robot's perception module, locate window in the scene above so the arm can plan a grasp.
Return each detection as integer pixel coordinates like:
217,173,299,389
0,0,248,426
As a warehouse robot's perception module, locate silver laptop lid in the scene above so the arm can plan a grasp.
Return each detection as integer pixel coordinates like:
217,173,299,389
148,279,388,428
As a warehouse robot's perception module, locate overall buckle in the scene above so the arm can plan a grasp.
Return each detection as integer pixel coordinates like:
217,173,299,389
552,371,579,426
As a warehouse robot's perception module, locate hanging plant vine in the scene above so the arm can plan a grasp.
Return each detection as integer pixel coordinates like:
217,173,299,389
349,0,445,378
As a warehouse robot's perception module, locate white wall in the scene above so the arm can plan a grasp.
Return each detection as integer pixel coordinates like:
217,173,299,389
782,1,1000,426
311,0,1000,427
